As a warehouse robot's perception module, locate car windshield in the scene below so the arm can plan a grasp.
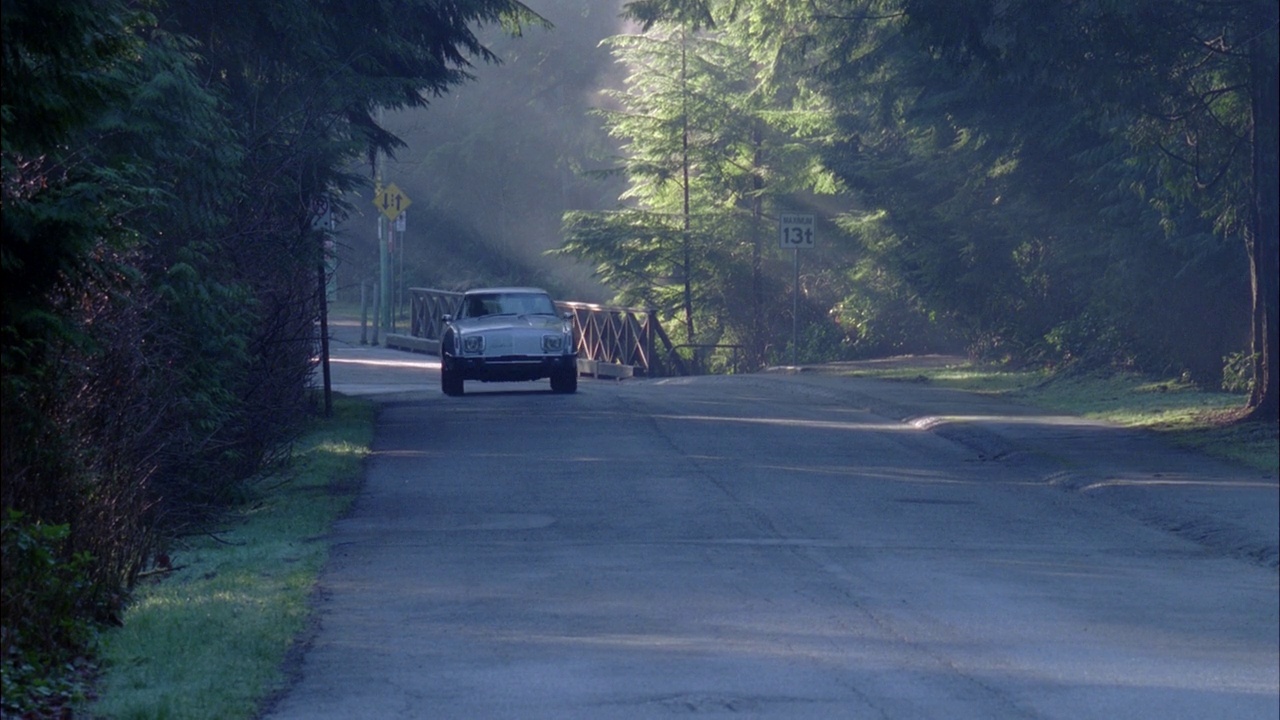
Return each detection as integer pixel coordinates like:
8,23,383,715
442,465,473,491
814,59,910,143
460,292,557,318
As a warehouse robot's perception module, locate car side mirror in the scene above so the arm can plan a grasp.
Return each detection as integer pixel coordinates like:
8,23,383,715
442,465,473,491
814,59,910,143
561,312,573,321
442,314,453,323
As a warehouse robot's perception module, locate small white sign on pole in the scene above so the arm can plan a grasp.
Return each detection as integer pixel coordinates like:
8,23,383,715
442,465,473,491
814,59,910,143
779,213,816,249
778,212,816,366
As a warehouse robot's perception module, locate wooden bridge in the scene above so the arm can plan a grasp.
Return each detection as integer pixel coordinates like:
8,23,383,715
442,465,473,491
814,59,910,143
382,287,696,378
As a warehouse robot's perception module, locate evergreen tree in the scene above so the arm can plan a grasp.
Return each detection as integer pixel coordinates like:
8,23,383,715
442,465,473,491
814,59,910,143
2,0,546,709
894,0,1277,417
563,5,844,365
562,23,745,344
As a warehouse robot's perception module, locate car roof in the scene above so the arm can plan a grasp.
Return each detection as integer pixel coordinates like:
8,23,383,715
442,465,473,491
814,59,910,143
462,287,549,296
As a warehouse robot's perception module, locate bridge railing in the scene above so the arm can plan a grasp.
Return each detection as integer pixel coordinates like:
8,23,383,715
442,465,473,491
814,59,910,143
557,300,684,378
408,288,462,346
403,288,683,377
667,344,747,376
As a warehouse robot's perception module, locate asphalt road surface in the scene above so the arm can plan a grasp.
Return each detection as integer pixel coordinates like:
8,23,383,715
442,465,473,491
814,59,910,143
265,334,1278,719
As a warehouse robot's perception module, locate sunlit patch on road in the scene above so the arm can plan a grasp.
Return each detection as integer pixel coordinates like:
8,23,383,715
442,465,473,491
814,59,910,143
653,413,913,432
328,356,440,370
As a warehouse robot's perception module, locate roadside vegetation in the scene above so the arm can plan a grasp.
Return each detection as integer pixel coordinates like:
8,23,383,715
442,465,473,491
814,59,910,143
549,0,1277,427
849,362,1279,473
2,2,538,717
85,396,373,720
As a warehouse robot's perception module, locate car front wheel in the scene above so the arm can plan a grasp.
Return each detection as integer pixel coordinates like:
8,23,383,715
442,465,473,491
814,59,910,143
441,361,464,396
550,366,577,394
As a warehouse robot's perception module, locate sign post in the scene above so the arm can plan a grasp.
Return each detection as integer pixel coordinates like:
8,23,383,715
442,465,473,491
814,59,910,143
779,214,816,367
372,183,412,332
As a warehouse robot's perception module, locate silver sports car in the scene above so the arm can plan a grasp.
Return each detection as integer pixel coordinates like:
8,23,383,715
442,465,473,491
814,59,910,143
439,287,578,395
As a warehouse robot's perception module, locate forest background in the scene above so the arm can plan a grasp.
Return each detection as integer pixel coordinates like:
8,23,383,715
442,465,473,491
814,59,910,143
2,0,1275,714
364,0,1275,396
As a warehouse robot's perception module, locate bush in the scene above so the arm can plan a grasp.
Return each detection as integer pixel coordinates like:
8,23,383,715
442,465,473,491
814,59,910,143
1,511,99,718
1222,351,1257,394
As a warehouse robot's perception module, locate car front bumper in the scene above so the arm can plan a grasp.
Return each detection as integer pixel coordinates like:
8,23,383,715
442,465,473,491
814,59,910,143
448,353,578,382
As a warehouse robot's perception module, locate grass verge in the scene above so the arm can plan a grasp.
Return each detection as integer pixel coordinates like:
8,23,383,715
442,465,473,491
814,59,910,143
86,395,375,720
852,362,1278,473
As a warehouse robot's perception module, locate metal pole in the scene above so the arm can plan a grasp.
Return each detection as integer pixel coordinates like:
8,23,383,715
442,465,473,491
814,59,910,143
379,215,391,331
792,247,799,367
397,214,405,331
388,217,396,332
372,281,381,346
360,280,369,345
317,258,332,418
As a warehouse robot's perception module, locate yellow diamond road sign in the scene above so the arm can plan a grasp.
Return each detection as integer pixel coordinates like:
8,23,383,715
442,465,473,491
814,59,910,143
373,183,411,220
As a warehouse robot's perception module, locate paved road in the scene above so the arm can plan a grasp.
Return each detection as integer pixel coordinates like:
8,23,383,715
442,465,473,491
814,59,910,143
267,334,1278,719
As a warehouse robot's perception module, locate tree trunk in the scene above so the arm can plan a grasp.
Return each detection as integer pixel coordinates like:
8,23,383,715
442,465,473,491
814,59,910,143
680,30,695,343
750,129,765,369
749,194,763,367
1244,5,1278,422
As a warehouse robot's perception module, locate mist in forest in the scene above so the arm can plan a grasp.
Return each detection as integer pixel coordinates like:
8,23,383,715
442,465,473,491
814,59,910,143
342,0,629,302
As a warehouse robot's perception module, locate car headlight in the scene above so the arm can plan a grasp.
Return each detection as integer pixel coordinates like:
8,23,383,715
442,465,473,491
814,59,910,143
462,334,485,354
542,334,564,352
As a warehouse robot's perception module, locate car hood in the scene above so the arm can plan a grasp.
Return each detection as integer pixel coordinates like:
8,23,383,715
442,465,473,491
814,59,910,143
453,314,565,333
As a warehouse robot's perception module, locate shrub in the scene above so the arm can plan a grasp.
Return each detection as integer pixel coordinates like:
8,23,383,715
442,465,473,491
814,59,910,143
0,511,99,717
1222,351,1257,394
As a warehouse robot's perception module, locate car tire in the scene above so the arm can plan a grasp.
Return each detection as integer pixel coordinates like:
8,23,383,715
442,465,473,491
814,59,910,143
441,361,464,396
550,366,578,394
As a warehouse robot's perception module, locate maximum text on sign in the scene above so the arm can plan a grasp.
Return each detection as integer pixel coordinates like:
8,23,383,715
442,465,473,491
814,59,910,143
779,213,815,249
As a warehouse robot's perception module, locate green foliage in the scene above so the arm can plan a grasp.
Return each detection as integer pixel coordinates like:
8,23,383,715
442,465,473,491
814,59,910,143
568,24,743,338
91,396,374,720
561,12,843,365
0,512,97,656
833,255,962,357
3,1,553,716
589,0,1269,396
886,0,1275,410
1,0,151,383
1223,352,1259,394
624,0,716,31
3,14,162,698
1,511,99,718
769,317,853,366
799,0,1263,387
